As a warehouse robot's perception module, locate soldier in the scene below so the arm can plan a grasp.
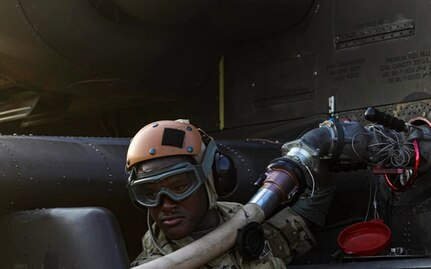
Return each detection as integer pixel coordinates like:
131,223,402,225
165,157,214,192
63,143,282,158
126,120,336,268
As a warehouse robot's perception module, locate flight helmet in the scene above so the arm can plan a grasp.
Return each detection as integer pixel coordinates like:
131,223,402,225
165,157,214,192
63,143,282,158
126,120,218,210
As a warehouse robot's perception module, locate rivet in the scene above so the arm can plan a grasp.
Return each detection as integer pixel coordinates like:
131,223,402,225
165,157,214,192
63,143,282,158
149,148,156,155
186,126,192,131
186,146,193,153
152,123,159,128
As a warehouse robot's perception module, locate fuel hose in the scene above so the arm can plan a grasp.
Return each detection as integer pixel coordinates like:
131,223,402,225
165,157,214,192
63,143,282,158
131,159,302,269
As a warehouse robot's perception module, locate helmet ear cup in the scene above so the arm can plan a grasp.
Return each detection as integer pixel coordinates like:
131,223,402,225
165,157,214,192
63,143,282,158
213,152,237,198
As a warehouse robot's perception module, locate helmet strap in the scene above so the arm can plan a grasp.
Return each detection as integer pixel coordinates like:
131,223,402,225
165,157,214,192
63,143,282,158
200,139,218,210
201,139,217,178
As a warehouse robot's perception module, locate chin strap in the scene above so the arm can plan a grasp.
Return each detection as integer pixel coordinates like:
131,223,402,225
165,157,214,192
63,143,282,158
147,210,169,256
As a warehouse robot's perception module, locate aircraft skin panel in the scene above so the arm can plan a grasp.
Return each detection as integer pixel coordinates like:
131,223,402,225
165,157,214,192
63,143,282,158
18,0,174,77
223,0,431,131
0,135,147,259
3,0,430,135
0,0,173,86
0,0,105,97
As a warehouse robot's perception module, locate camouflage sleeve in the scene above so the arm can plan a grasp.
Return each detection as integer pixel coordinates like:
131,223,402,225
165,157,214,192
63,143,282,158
130,250,163,266
262,207,316,264
130,231,165,266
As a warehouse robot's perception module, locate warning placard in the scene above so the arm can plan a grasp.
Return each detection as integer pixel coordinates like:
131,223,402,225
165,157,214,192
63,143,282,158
380,51,431,84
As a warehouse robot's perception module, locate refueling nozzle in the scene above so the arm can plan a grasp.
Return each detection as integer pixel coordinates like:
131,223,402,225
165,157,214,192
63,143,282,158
249,158,304,217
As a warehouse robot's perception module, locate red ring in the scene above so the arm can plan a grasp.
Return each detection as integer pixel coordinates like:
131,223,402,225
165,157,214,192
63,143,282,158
384,139,419,192
384,115,431,192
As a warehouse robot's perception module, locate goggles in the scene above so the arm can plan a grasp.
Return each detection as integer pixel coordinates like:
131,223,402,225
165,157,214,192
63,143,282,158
127,162,207,207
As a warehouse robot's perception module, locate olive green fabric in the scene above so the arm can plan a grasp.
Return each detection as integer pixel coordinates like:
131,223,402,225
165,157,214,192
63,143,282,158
291,161,337,226
131,201,316,268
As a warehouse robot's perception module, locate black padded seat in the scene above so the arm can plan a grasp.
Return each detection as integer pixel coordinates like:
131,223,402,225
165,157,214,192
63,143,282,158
0,207,129,269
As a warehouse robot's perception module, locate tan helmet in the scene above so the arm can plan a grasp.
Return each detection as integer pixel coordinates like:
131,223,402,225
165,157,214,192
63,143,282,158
126,120,203,171
126,119,218,209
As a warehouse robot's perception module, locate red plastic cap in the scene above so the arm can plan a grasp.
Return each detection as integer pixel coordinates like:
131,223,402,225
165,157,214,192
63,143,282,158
337,219,391,256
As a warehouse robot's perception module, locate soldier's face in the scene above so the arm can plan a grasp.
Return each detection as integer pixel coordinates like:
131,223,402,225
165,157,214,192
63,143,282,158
150,185,208,240
139,156,210,240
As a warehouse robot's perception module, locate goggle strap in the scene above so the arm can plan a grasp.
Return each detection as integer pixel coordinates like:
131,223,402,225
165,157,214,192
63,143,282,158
201,139,217,178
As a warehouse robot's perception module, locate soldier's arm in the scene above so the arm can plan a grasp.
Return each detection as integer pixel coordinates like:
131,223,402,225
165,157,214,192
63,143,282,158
262,207,316,265
261,161,336,264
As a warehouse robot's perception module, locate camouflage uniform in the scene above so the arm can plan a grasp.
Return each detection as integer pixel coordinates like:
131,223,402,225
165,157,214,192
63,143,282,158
131,201,316,268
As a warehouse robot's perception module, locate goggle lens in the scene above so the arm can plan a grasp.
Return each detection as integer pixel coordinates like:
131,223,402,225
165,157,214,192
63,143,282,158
128,162,204,207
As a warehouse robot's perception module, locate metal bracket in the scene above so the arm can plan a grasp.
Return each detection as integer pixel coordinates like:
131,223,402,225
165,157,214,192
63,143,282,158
281,139,320,173
335,20,415,49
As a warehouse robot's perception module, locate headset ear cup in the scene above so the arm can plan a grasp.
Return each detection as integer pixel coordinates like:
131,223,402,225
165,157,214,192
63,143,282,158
213,152,237,198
